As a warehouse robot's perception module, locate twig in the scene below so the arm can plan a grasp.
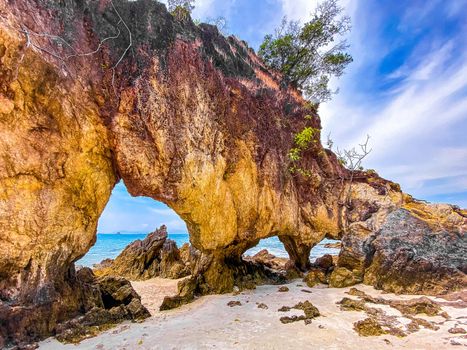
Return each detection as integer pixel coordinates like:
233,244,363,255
0,0,133,98
109,0,133,97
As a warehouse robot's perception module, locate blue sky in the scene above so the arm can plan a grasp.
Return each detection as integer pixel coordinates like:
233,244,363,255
98,0,467,234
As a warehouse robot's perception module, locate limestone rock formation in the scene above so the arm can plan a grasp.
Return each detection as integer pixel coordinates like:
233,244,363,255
0,0,465,346
243,249,290,271
94,225,192,280
335,200,467,294
0,267,149,347
303,268,327,287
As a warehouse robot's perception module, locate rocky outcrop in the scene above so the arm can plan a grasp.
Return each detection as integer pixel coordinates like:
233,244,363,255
0,0,465,346
243,249,290,271
94,225,192,280
334,200,467,294
55,269,150,343
0,267,149,347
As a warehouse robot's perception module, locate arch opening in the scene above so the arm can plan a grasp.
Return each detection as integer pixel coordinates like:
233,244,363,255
77,181,189,269
242,235,341,274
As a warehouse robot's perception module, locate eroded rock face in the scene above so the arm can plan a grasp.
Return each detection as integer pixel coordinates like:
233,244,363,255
94,225,191,280
363,203,467,295
336,200,467,294
0,267,149,347
0,0,465,346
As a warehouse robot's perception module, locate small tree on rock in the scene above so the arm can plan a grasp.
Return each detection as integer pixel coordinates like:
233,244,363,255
259,0,352,102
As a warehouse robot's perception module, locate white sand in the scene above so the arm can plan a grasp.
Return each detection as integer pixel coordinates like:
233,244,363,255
39,280,466,350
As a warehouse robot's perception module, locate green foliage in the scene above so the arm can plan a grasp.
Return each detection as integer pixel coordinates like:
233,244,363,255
168,0,195,20
288,126,319,177
294,127,316,148
289,165,312,177
288,147,302,162
259,0,352,102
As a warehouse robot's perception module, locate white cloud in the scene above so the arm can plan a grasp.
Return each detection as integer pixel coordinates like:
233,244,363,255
320,3,467,203
158,0,235,21
278,0,354,22
278,0,319,21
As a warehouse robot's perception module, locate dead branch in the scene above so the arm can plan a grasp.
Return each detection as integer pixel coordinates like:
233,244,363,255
335,134,372,207
0,0,132,97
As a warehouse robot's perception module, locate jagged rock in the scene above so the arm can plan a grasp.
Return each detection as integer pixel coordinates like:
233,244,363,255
55,272,150,343
334,200,466,295
280,315,307,324
337,297,366,311
160,256,286,311
179,243,201,273
278,306,291,312
0,267,149,347
387,297,442,317
279,301,320,324
353,318,387,337
294,300,320,319
244,249,289,271
362,204,467,295
227,301,242,307
303,268,327,287
94,226,191,280
449,327,466,334
328,267,360,288
313,254,335,272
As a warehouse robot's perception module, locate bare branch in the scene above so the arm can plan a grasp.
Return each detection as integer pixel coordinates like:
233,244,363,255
334,134,372,212
110,1,132,70
0,0,133,98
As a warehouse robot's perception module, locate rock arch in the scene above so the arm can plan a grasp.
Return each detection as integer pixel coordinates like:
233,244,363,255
1,0,465,346
0,0,352,316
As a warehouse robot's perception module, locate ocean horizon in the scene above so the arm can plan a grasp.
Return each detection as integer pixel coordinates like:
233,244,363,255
77,233,341,267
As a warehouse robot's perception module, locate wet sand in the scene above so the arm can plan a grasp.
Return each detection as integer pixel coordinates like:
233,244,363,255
39,280,466,350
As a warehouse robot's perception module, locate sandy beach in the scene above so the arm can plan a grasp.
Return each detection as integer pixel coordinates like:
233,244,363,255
39,279,466,350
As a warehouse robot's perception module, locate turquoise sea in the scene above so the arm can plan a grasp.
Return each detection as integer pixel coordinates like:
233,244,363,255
77,234,340,267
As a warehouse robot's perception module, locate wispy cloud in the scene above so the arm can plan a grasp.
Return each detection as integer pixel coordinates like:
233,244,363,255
319,1,467,205
98,182,188,234
278,0,319,21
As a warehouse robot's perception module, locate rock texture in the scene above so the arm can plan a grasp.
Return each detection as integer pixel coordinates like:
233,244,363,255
243,249,290,271
94,225,192,280
333,200,467,294
363,202,467,294
0,0,465,346
0,267,149,347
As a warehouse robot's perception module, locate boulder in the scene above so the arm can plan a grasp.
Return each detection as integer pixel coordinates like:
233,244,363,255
303,268,327,287
55,271,150,343
313,254,335,272
362,204,467,295
94,226,191,280
334,201,466,295
328,267,360,288
244,249,290,271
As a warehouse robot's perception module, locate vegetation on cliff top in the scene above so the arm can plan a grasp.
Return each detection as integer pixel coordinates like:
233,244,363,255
258,0,352,103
